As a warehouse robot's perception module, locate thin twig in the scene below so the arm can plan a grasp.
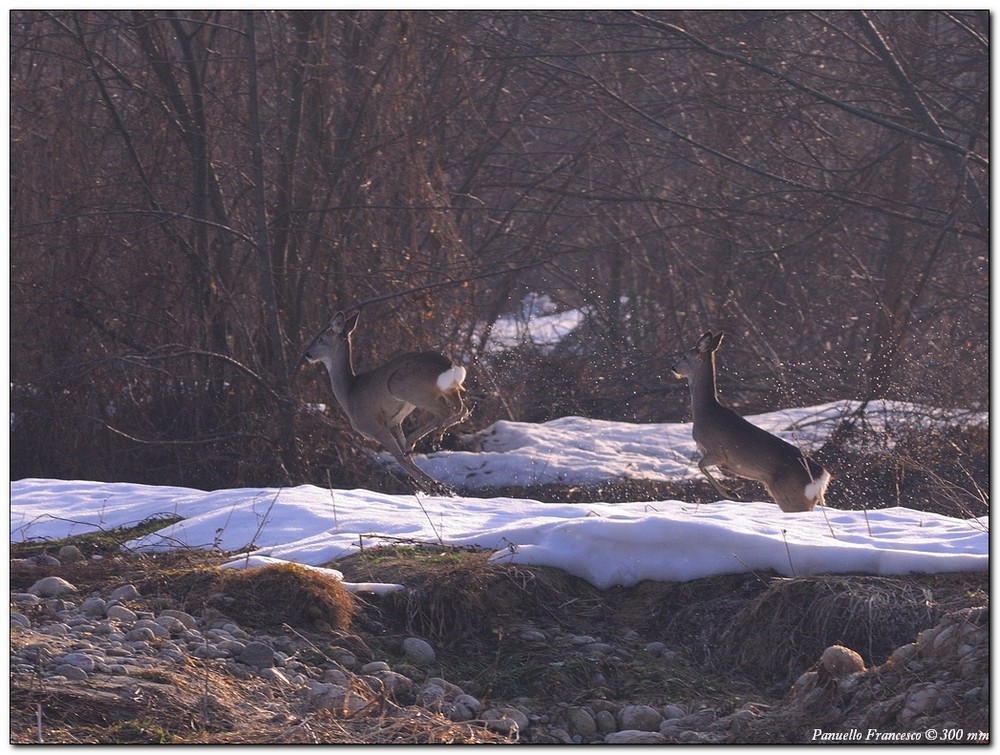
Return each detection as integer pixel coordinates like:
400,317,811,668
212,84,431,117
781,529,796,576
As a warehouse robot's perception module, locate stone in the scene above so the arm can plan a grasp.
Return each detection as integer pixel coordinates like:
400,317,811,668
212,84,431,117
108,584,141,602
401,637,435,666
107,605,138,623
416,683,446,710
595,709,617,734
79,596,108,617
158,609,198,629
126,627,157,643
237,641,275,669
520,629,547,643
375,671,416,704
52,664,89,681
28,576,77,597
60,652,96,671
618,704,662,732
11,613,31,629
482,707,530,737
662,704,685,720
566,707,597,737
58,545,85,562
605,730,666,744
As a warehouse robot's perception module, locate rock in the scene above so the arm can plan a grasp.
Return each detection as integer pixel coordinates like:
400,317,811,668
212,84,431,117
482,707,530,736
618,704,662,732
60,652,96,671
52,664,88,681
416,683,447,711
545,727,574,744
672,708,717,730
321,668,350,686
11,613,31,629
424,677,464,696
791,670,818,697
126,627,157,643
259,667,291,685
566,706,597,737
309,684,366,716
446,696,479,722
237,641,275,669
820,645,866,677
662,704,685,720
79,596,107,617
28,576,77,597
605,730,666,744
108,584,141,602
158,609,198,629
401,637,435,666
890,642,918,665
901,683,939,722
361,661,391,674
595,709,617,734
375,671,416,704
133,619,169,638
58,545,85,562
30,554,62,567
106,605,138,622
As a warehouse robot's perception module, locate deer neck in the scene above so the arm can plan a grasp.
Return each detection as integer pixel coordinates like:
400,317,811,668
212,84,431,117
324,339,358,409
689,355,723,418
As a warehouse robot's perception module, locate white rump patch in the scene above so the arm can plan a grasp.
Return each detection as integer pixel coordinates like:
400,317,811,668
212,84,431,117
805,469,831,503
437,365,466,392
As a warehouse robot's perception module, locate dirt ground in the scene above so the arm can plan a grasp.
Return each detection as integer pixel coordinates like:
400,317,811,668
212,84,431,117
10,538,989,744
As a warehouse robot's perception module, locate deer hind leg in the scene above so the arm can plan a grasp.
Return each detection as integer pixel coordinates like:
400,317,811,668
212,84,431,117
773,458,830,512
769,466,827,513
404,392,468,452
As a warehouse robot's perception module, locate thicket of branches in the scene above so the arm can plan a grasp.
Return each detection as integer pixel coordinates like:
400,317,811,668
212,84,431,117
11,11,988,489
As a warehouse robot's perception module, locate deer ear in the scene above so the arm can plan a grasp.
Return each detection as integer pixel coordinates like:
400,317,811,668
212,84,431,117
344,311,360,334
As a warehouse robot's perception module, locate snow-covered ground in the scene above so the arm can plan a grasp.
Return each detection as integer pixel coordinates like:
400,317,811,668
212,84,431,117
10,402,988,591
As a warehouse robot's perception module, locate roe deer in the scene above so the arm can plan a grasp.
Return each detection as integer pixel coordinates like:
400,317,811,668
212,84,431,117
303,310,469,493
671,331,830,512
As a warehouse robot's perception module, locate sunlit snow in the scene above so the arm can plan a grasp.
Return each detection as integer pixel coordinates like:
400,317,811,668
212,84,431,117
10,402,987,591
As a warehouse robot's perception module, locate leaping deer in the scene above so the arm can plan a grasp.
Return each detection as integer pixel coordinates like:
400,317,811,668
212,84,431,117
303,310,469,493
672,331,830,512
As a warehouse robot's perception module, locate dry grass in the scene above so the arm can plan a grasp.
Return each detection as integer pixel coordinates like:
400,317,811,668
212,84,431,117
11,658,510,744
214,563,356,631
711,573,987,685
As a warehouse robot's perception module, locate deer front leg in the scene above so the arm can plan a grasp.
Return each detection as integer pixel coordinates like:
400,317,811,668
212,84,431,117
697,457,736,500
373,426,450,495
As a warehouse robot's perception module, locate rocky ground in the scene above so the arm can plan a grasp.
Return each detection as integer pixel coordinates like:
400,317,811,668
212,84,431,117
9,534,989,745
